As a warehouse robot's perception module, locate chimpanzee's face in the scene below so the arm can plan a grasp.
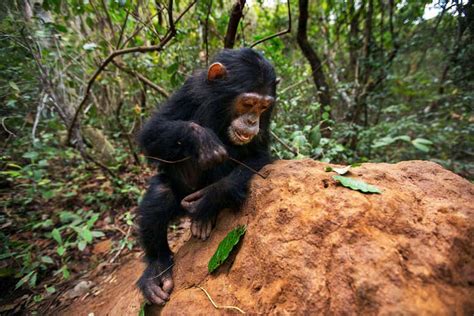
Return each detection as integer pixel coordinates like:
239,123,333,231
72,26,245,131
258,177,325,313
206,61,275,146
228,92,274,145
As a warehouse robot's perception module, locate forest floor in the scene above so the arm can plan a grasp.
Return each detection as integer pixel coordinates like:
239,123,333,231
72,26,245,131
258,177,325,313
0,155,172,314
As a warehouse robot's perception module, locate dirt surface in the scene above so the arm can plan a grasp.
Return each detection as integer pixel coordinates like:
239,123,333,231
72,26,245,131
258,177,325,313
62,159,474,315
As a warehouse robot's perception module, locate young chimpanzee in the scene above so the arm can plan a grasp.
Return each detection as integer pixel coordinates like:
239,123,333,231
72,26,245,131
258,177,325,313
137,48,277,305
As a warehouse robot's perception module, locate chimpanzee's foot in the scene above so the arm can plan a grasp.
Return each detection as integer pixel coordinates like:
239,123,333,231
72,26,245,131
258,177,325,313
137,259,174,305
191,217,216,240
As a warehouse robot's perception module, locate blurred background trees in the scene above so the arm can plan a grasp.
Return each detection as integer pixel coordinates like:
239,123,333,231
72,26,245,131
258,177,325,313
0,0,472,311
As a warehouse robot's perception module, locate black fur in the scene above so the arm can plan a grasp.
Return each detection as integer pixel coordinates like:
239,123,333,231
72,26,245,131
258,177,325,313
136,48,276,304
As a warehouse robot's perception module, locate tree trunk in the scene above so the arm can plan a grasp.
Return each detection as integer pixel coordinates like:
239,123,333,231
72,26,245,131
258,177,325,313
297,0,332,137
224,0,246,49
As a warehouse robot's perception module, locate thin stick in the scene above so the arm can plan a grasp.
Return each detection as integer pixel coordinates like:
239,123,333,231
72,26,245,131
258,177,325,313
115,10,130,49
113,60,170,97
145,155,191,164
109,225,131,263
150,264,174,280
228,157,266,179
1,117,16,137
32,92,47,141
250,0,291,48
145,155,267,179
270,130,298,157
197,286,246,314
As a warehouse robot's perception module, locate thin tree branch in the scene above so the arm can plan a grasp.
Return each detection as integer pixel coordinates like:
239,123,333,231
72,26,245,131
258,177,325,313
250,0,291,48
115,98,141,166
204,0,213,66
112,60,170,97
67,0,197,143
100,0,115,36
1,117,17,137
116,9,130,49
121,12,160,49
270,130,298,157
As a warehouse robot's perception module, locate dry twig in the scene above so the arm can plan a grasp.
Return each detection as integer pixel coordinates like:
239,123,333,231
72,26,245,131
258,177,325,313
145,155,267,179
197,286,246,314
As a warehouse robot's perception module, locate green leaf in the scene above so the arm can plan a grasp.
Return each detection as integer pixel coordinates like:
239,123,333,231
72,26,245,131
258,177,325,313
46,286,56,294
16,271,34,289
208,225,246,273
86,214,99,228
138,302,146,316
167,63,179,74
394,135,411,142
292,134,307,149
412,140,430,152
309,127,321,147
9,81,20,92
29,271,38,287
42,190,54,199
51,228,62,244
23,151,39,160
333,175,381,194
61,265,70,279
53,23,68,33
57,246,66,256
91,231,105,238
78,240,87,251
76,227,93,243
413,138,433,145
7,163,22,169
41,256,54,264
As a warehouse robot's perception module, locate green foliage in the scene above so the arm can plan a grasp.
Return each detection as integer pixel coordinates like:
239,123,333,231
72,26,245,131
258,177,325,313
208,225,246,273
333,175,381,194
0,0,473,310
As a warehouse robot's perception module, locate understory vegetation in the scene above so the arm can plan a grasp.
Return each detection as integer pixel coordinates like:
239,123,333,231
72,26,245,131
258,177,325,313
0,0,472,313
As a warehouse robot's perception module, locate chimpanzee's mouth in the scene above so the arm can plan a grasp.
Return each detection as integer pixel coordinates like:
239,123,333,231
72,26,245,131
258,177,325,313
229,127,253,145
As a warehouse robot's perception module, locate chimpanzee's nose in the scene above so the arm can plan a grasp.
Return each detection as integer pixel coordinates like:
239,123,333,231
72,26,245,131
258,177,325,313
246,117,257,126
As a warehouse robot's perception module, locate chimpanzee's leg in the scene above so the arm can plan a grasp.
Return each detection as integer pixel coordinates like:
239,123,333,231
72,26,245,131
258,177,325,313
137,175,178,305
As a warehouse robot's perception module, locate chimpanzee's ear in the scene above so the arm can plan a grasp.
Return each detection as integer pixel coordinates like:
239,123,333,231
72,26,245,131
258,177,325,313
207,62,227,81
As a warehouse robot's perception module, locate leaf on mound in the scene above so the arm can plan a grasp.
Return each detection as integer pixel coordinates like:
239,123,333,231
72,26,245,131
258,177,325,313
333,175,381,194
325,165,354,175
138,302,146,316
208,225,247,273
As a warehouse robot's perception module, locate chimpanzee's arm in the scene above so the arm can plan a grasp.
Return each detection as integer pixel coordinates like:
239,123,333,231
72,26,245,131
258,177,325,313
139,114,197,160
139,89,227,166
182,150,271,220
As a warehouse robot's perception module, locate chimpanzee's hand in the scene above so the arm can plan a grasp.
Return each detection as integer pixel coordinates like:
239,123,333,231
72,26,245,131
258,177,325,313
137,258,174,305
189,122,228,169
181,185,217,240
180,185,211,216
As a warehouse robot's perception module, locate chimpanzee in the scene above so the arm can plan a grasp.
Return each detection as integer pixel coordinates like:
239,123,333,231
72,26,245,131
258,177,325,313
137,48,277,305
